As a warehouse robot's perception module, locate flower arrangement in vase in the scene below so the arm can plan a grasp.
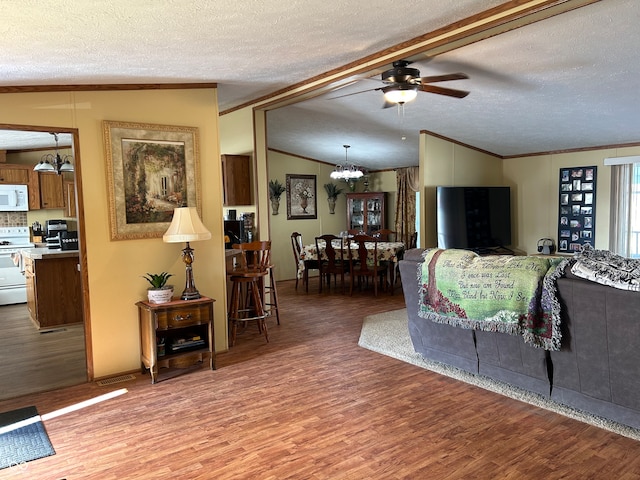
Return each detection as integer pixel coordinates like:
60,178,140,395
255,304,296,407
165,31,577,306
294,182,314,213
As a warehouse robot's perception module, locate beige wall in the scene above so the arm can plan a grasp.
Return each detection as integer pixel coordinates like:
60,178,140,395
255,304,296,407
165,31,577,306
420,134,503,247
219,108,254,155
1,89,227,378
421,133,640,255
219,108,258,234
505,145,640,254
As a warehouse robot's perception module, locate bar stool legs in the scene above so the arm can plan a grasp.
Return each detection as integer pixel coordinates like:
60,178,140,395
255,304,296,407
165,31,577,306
227,275,269,346
264,267,280,325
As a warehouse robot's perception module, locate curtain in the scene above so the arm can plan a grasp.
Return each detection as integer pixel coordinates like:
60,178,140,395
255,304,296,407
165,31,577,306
609,164,632,256
394,167,419,246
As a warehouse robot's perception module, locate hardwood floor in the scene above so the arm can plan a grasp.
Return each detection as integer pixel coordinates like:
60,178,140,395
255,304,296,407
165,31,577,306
1,280,639,479
0,303,86,401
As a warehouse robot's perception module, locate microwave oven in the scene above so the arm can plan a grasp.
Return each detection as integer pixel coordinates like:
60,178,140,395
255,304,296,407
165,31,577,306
0,184,28,211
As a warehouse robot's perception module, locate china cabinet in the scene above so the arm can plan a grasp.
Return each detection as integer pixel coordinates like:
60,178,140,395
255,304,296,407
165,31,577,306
346,192,386,235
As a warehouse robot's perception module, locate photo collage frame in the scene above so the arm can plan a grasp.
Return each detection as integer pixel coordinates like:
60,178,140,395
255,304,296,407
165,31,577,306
557,166,597,253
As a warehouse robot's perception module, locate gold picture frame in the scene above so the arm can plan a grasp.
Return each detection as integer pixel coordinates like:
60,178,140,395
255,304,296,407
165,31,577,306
103,120,201,240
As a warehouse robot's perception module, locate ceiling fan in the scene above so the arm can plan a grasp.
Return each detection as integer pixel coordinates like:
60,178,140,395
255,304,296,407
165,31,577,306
332,60,470,108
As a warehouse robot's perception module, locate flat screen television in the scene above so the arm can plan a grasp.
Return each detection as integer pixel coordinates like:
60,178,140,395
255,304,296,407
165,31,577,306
436,186,512,253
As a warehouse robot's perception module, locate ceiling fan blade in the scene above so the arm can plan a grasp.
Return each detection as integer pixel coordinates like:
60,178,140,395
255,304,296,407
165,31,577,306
419,73,469,83
382,100,396,109
327,87,381,100
418,84,470,98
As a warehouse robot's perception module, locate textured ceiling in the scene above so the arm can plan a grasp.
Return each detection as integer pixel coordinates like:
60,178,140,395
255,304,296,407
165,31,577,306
2,0,639,171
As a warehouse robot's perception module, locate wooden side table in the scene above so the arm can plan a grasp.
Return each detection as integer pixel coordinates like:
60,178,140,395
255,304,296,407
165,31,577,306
136,296,215,384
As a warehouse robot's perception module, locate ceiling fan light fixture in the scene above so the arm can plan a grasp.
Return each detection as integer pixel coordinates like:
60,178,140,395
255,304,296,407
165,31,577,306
383,85,418,104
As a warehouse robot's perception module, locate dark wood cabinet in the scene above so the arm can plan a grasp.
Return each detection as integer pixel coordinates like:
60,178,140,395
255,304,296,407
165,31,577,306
221,154,252,206
346,192,386,235
24,251,83,330
136,296,215,383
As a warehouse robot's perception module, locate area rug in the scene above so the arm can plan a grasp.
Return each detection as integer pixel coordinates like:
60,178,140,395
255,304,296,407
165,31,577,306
358,308,640,441
0,406,55,470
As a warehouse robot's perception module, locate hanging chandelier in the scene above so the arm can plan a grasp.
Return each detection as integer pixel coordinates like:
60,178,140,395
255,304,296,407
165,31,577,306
34,133,74,175
330,145,363,181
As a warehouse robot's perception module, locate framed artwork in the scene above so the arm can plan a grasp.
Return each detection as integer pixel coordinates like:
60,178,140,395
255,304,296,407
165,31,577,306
286,174,317,220
103,120,201,240
557,166,596,253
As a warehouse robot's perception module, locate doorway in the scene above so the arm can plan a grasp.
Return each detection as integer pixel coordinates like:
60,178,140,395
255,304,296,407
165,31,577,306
0,125,90,400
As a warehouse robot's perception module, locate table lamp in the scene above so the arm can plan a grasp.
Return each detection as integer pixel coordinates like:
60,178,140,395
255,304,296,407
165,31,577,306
163,206,212,300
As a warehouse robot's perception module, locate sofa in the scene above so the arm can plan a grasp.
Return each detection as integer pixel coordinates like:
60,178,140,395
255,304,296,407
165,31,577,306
399,248,640,430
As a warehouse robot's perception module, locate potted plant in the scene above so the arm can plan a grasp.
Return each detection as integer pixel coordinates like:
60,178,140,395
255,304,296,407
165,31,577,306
143,272,174,304
269,179,286,215
324,182,343,214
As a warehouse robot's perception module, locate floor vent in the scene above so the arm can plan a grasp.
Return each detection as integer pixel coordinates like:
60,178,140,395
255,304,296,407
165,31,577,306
96,374,136,386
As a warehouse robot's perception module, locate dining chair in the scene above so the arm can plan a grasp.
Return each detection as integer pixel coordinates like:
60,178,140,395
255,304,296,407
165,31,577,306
291,232,319,293
373,228,397,242
227,241,273,346
373,229,400,291
348,234,388,297
315,234,349,294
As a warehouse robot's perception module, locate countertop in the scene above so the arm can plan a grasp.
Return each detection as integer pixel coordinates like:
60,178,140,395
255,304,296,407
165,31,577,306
20,247,80,260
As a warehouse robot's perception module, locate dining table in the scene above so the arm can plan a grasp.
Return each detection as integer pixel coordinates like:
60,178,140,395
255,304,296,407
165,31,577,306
299,239,405,290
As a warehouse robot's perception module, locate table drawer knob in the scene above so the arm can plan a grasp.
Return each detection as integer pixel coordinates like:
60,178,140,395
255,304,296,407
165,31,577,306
174,313,192,322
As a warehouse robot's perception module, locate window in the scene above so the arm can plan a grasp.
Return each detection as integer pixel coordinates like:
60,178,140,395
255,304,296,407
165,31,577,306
632,164,640,258
608,158,640,258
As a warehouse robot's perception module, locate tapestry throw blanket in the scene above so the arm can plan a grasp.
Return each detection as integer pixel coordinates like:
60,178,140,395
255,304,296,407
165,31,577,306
571,244,640,291
417,249,569,350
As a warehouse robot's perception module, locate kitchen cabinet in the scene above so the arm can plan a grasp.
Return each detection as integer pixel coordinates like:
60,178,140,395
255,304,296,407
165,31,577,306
221,154,252,206
136,296,215,383
64,181,76,217
0,164,30,184
23,249,83,330
38,173,65,209
346,192,386,235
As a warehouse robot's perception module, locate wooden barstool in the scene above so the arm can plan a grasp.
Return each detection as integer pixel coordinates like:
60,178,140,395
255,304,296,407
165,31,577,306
263,263,280,325
227,241,272,346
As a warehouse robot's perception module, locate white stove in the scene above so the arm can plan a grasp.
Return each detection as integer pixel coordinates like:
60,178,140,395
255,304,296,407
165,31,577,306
0,226,34,305
0,226,33,248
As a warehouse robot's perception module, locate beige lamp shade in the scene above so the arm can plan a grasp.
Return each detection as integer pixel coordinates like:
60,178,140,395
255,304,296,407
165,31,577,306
163,207,212,243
